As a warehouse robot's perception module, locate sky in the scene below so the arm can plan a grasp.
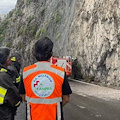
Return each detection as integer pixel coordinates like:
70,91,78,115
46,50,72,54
0,0,17,14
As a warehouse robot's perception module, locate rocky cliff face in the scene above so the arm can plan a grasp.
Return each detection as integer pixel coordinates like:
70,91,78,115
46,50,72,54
0,0,120,86
0,14,6,22
68,0,120,86
1,0,76,64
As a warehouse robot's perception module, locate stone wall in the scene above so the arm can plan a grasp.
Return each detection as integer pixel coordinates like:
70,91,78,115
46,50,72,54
0,0,120,86
68,0,120,86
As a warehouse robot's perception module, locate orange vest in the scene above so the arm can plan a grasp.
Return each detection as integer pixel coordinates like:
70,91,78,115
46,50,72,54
23,62,64,120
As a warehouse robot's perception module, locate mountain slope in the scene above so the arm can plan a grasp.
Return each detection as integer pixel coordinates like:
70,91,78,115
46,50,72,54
0,0,120,86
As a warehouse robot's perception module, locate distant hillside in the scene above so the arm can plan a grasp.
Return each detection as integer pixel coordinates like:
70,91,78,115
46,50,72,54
0,14,6,22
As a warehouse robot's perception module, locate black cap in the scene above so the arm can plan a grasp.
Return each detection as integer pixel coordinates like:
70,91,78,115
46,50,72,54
0,47,10,65
10,52,22,62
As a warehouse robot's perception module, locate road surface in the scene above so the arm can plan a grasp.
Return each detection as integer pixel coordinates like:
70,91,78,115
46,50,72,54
64,92,120,120
15,80,120,120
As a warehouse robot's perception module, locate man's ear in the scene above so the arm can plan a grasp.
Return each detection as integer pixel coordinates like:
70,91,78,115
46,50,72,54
5,58,10,67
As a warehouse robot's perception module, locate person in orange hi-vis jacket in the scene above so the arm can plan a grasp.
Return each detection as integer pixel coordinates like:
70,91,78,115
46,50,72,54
19,37,72,120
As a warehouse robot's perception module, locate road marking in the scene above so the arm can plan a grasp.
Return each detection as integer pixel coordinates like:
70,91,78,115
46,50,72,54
77,105,86,109
95,114,101,117
69,78,100,87
72,90,87,97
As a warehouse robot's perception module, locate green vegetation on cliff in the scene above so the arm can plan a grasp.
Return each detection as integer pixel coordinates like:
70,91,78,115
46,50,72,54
0,19,9,43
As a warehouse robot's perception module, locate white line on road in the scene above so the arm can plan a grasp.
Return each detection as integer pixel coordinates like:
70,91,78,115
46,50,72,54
77,105,86,109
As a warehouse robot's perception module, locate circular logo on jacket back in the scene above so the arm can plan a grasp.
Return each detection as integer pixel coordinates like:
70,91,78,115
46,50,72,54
32,74,55,97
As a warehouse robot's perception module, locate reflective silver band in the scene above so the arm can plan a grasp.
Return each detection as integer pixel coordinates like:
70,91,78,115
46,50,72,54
57,102,61,120
27,102,30,120
0,94,4,98
23,62,64,79
26,96,62,104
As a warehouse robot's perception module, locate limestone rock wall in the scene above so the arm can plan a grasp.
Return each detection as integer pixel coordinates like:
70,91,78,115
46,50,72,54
0,0,120,86
1,0,76,65
68,0,120,86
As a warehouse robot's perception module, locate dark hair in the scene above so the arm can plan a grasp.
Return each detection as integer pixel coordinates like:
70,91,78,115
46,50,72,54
0,47,10,65
33,37,53,61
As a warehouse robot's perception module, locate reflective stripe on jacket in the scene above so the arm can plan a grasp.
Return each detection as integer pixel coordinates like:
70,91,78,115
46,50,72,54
23,62,64,120
16,76,20,83
0,86,7,104
0,67,21,107
0,68,7,105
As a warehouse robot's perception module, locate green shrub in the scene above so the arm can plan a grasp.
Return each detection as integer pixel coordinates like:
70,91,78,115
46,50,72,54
31,25,38,37
28,16,34,24
19,24,38,38
23,25,31,36
40,27,46,36
26,0,31,6
56,33,60,40
8,11,14,18
0,34,4,43
54,11,61,24
6,41,11,47
16,10,23,17
0,19,9,43
35,31,40,39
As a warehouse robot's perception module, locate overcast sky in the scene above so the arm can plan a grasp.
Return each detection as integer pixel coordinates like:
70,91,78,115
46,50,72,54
0,0,17,14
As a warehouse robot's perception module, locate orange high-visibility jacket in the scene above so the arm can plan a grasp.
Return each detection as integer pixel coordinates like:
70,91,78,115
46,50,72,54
23,62,65,120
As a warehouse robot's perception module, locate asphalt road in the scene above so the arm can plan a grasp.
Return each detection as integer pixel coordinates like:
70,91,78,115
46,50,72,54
63,93,120,120
15,80,120,120
15,102,26,120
